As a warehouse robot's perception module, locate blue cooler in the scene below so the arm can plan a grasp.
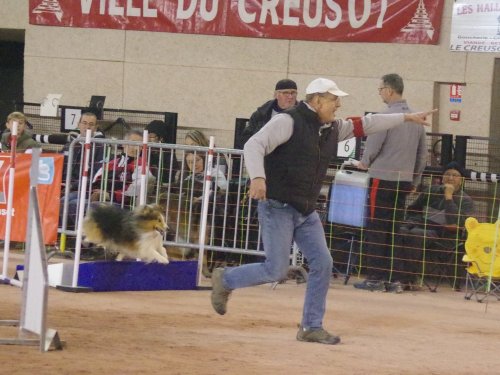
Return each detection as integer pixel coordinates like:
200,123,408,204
328,166,369,228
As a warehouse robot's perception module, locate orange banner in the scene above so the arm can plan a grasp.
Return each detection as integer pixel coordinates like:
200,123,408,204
0,154,63,244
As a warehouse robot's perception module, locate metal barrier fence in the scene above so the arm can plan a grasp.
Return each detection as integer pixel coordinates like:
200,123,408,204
59,138,267,272
56,134,500,285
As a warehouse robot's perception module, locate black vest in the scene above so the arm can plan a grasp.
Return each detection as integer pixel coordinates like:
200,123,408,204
264,102,339,215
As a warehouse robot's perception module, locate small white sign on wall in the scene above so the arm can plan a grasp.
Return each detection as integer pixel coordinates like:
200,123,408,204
40,94,62,117
63,108,82,131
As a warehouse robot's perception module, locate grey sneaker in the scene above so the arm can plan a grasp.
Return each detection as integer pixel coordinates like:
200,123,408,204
211,268,231,315
296,326,341,345
353,279,386,292
386,281,404,294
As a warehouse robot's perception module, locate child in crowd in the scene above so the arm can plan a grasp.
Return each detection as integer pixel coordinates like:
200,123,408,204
0,112,39,152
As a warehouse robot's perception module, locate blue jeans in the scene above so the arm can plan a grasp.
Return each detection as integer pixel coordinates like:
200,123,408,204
223,199,333,329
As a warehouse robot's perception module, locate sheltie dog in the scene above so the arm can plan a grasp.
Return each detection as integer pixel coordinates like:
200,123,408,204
82,204,169,263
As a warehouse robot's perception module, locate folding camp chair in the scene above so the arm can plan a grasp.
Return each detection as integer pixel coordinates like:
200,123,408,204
423,225,465,292
462,220,500,302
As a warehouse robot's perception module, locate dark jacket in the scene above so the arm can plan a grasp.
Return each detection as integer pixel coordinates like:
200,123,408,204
406,185,474,229
62,133,105,191
264,102,339,215
148,149,178,184
239,99,276,148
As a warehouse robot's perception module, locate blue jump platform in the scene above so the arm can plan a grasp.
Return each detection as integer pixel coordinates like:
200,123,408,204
22,260,199,292
78,260,198,292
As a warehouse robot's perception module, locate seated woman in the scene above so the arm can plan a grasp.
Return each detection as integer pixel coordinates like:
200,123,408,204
185,129,228,178
166,151,227,273
392,161,474,290
183,151,227,193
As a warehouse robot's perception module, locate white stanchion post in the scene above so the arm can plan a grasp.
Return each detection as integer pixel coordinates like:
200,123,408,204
139,130,148,206
197,136,215,286
1,121,19,286
0,148,64,351
71,129,92,288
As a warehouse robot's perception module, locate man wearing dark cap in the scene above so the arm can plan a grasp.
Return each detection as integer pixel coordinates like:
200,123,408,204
238,78,298,147
211,77,436,345
394,161,474,290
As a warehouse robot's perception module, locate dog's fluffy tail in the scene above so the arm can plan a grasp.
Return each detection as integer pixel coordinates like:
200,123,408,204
83,204,138,246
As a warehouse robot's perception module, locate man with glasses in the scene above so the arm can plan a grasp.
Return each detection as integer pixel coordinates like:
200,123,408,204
62,109,105,192
60,109,105,236
239,78,299,147
353,73,428,293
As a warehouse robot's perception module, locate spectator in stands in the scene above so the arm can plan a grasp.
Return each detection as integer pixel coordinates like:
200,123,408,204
183,151,227,192
237,79,298,148
167,149,227,273
61,110,105,192
210,77,435,345
395,161,474,290
90,129,155,206
145,119,178,184
0,111,39,152
353,73,427,294
184,129,228,177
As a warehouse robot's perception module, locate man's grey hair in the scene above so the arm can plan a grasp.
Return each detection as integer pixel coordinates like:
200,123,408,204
305,92,331,103
382,73,404,95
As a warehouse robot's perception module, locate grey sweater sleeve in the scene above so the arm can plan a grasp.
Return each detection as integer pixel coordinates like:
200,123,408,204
243,113,294,180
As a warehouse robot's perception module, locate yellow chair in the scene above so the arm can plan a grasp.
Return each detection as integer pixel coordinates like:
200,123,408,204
462,218,500,302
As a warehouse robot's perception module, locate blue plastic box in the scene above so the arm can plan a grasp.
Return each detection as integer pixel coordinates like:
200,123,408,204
328,168,369,228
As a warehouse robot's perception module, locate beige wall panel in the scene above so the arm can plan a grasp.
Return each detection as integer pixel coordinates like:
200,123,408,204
24,57,124,107
466,53,500,84
289,37,467,84
0,0,28,29
123,63,291,132
459,83,491,137
125,31,290,71
25,25,125,61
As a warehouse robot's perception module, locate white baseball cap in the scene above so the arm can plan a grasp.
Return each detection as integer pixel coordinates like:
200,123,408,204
305,78,349,97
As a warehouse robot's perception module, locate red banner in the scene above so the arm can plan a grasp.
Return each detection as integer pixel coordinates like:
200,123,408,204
0,154,63,244
29,0,445,44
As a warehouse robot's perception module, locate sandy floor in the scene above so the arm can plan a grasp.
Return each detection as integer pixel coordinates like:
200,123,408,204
1,251,500,375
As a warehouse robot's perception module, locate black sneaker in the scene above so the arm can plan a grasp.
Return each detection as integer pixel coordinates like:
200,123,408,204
297,326,341,345
353,279,386,292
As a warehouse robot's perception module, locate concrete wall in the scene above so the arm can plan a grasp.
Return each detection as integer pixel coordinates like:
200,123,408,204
2,0,499,145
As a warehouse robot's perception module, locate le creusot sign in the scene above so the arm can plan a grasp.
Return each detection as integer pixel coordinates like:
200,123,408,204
30,0,445,44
